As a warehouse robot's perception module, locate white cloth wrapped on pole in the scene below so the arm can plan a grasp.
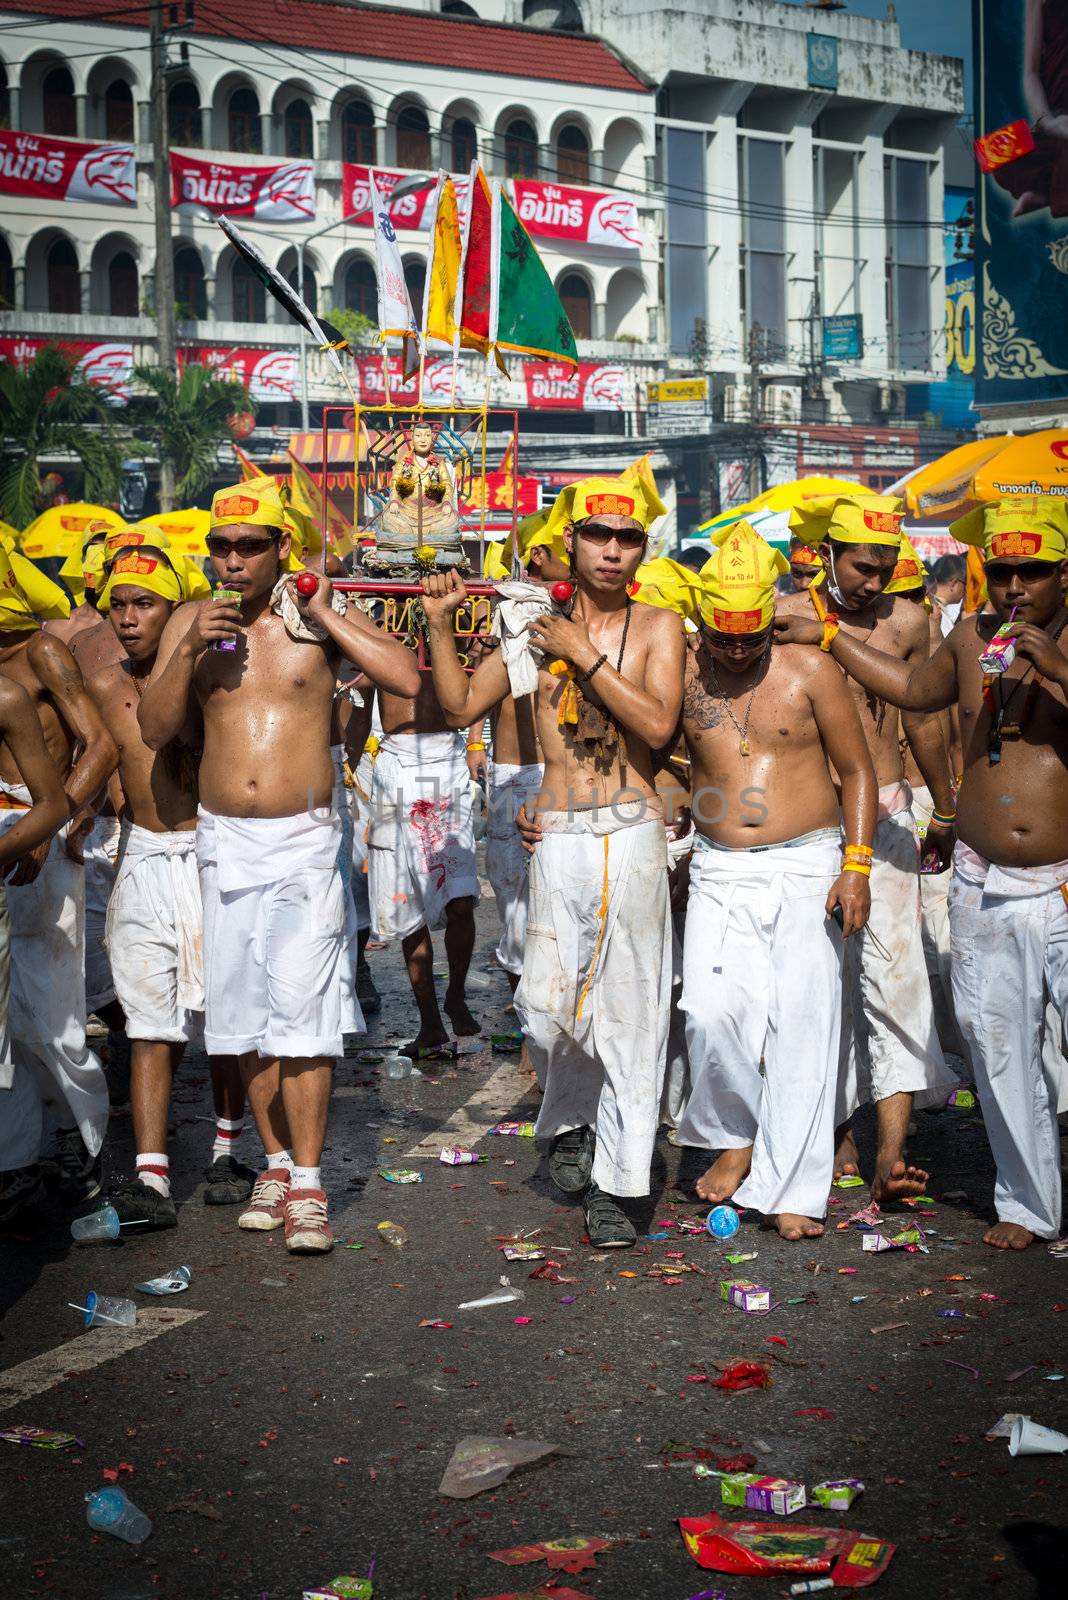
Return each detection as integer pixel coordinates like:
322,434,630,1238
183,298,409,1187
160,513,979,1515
485,759,543,976
105,823,204,1043
490,581,552,700
368,731,479,943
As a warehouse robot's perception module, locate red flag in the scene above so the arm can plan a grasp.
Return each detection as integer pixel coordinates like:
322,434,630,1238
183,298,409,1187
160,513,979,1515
975,119,1036,173
458,165,493,355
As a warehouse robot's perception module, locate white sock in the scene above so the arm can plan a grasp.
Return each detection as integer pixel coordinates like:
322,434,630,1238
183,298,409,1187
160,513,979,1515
290,1164,321,1191
136,1152,170,1198
265,1149,293,1175
211,1116,244,1163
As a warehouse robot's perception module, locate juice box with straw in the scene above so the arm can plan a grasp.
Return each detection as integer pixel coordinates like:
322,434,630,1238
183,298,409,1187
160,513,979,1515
212,587,241,652
979,606,1019,674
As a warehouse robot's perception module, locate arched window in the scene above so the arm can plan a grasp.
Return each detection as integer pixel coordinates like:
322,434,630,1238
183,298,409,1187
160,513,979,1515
556,124,589,183
232,256,265,322
168,81,201,147
451,116,476,173
284,261,317,314
47,238,80,314
0,237,13,309
341,100,375,164
174,246,206,320
0,65,9,132
504,118,538,178
228,87,261,154
284,97,312,159
104,79,134,141
108,250,138,317
396,105,430,169
43,67,76,137
403,259,426,317
558,272,591,339
343,258,377,319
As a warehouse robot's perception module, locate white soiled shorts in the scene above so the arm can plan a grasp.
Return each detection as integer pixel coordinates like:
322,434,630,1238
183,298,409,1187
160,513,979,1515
106,823,204,1043
486,759,543,976
197,806,361,1059
369,731,479,943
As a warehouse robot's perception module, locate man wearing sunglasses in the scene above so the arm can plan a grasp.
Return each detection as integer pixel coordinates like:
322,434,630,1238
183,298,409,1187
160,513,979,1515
420,472,685,1249
777,495,1068,1253
138,477,421,1254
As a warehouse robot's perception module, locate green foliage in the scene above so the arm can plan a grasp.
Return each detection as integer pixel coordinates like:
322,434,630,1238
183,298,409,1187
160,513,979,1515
323,307,377,348
0,345,123,528
130,362,258,504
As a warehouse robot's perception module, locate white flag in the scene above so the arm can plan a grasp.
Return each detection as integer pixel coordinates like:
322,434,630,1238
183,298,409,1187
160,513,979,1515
369,168,419,375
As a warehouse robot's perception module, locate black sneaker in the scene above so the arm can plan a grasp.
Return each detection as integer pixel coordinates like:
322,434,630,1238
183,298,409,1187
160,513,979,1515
52,1129,102,1207
583,1182,637,1249
105,1029,131,1106
203,1154,257,1206
548,1125,594,1194
111,1178,177,1230
356,961,382,1015
0,1165,45,1226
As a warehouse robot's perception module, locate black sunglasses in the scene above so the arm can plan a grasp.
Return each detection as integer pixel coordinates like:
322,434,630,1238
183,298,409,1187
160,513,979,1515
985,560,1056,585
206,533,280,559
575,522,646,549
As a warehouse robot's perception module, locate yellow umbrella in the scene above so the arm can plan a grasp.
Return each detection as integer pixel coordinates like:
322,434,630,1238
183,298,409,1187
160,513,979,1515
901,432,1068,521
901,437,1012,520
18,503,123,560
140,509,209,557
697,476,867,537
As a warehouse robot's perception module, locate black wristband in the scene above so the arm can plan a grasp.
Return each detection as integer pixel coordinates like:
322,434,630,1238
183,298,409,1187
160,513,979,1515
579,653,608,682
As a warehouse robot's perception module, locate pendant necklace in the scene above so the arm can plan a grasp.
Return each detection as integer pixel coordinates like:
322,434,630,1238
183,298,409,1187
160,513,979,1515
708,638,771,756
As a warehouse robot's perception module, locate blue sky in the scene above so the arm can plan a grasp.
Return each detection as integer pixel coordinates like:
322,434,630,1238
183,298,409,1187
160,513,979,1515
785,0,972,97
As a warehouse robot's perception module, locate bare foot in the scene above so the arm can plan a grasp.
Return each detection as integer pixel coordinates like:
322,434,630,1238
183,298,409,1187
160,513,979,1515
872,1158,929,1206
444,991,480,1036
833,1123,860,1179
984,1220,1034,1250
400,1027,449,1057
695,1146,752,1204
769,1213,825,1241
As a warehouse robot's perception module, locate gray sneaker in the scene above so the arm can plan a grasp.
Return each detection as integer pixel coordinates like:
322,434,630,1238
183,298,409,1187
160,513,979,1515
583,1182,637,1249
548,1125,594,1194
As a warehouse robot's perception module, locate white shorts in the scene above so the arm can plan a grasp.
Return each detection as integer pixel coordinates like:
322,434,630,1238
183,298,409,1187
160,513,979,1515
84,814,121,1013
369,732,479,943
106,825,203,1044
486,760,543,976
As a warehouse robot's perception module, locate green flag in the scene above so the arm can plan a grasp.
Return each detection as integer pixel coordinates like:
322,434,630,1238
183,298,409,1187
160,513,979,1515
492,187,579,367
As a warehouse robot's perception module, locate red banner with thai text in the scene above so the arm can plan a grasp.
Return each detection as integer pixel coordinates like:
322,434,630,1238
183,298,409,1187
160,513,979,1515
0,335,133,398
0,129,135,206
170,152,315,221
524,360,627,411
178,345,299,403
511,180,642,251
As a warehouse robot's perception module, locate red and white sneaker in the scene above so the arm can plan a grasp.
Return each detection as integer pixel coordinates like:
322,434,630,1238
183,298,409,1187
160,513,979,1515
237,1167,290,1231
284,1188,334,1253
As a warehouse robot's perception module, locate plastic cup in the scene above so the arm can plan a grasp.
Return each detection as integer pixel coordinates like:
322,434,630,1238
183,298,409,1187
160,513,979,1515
1009,1416,1068,1456
85,1485,153,1543
707,1204,741,1240
70,1206,120,1243
71,1292,137,1328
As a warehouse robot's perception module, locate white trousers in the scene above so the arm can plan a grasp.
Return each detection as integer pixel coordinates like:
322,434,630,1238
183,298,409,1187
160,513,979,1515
949,843,1068,1239
369,732,479,943
349,750,373,934
837,790,957,1120
106,825,204,1043
516,805,672,1198
84,814,121,1014
677,832,843,1219
0,809,107,1158
486,760,543,976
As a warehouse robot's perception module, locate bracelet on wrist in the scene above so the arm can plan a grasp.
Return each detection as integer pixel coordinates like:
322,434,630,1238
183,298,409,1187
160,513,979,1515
466,741,486,752
844,843,873,857
843,861,871,877
579,652,608,682
928,810,956,827
820,615,840,653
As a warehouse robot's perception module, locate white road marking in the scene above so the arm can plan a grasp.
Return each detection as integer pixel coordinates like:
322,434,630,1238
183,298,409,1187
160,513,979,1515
404,1060,539,1157
0,1308,206,1414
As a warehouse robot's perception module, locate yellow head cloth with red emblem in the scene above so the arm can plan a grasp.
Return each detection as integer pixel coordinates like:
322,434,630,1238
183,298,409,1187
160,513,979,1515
58,518,114,604
0,534,71,629
789,493,904,550
211,476,286,532
97,543,211,609
629,557,703,622
698,520,788,634
544,469,667,546
885,533,928,594
789,539,822,569
951,496,1068,564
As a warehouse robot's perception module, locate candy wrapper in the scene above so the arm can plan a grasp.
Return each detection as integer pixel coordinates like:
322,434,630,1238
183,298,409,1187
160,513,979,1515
439,1147,484,1165
677,1513,895,1587
862,1226,927,1255
812,1479,864,1511
0,1424,80,1451
719,1278,770,1313
492,1121,536,1137
134,1265,191,1296
978,619,1019,675
378,1168,423,1184
721,1473,806,1516
711,1360,771,1392
302,1576,373,1600
501,1242,545,1261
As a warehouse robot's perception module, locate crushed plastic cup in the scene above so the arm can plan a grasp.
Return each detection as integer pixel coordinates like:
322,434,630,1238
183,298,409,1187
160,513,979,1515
134,1265,191,1296
457,1275,525,1310
1008,1416,1068,1456
707,1204,741,1240
377,1221,408,1250
70,1206,121,1242
85,1485,153,1543
70,1292,137,1328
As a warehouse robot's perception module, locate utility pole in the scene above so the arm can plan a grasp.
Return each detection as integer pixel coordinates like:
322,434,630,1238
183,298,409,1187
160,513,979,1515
747,322,765,498
150,0,177,507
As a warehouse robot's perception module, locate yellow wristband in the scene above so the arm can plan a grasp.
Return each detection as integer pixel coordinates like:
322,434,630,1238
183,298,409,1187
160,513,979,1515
466,741,486,752
843,861,871,877
844,844,873,857
820,618,840,653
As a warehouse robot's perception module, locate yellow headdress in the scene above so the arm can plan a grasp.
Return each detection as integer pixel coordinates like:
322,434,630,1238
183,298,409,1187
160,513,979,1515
885,533,928,594
698,520,788,634
58,518,114,605
483,509,567,579
951,496,1068,564
483,542,510,581
211,476,286,531
282,503,322,573
789,493,904,551
0,536,71,630
629,557,702,622
544,468,667,545
97,546,210,609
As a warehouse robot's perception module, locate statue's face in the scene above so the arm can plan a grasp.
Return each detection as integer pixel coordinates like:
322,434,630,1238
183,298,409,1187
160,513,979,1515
411,424,434,453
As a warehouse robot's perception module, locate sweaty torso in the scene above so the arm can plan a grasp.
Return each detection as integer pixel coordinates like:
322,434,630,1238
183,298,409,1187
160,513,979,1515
90,661,199,832
191,603,337,817
953,614,1068,867
0,633,73,786
491,689,541,767
681,642,841,847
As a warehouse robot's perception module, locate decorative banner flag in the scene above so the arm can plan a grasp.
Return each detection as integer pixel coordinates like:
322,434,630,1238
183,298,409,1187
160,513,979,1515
974,119,1036,173
232,442,260,480
458,164,494,357
177,345,298,404
288,451,356,558
511,179,641,251
368,169,419,376
422,174,463,349
171,153,315,221
491,185,579,367
0,129,135,206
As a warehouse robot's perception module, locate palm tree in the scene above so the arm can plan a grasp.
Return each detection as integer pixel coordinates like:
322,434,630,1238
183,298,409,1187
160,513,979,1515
0,344,123,528
131,362,258,510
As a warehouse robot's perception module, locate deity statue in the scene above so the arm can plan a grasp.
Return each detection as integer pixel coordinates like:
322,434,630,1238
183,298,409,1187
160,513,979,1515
369,419,467,572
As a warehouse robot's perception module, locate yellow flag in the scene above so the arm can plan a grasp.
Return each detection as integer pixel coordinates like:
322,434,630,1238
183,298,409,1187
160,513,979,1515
425,176,462,348
288,452,355,560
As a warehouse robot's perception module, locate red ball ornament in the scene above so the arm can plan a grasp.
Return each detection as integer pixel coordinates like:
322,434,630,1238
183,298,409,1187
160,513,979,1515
226,410,256,442
550,581,573,603
295,572,318,597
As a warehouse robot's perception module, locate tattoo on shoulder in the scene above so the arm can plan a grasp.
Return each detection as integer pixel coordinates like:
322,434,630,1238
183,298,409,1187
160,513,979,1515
682,658,723,731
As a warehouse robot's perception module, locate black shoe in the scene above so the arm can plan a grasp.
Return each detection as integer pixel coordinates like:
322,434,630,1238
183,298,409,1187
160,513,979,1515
203,1154,257,1206
52,1129,102,1207
548,1125,594,1194
356,961,382,1015
105,1029,131,1106
0,1165,45,1225
111,1178,177,1230
583,1182,637,1249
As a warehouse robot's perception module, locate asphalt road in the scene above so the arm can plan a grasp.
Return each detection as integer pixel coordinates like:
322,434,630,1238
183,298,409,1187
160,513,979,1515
1,887,1066,1600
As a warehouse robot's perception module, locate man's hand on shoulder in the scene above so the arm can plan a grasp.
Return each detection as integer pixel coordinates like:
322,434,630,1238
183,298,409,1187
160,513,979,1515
774,611,824,647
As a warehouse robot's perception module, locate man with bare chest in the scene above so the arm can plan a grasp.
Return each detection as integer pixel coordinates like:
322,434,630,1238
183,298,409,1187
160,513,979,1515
139,479,420,1253
673,523,876,1239
778,497,1068,1251
422,473,685,1247
779,495,959,1205
0,544,117,1206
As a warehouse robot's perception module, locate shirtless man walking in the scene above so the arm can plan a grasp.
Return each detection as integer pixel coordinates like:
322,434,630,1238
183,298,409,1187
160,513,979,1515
422,472,684,1247
673,522,875,1239
777,496,1068,1251
139,478,420,1253
780,494,958,1205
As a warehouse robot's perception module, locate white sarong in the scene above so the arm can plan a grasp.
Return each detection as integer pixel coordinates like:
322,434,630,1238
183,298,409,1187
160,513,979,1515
949,841,1068,1239
516,802,672,1199
677,830,843,1219
661,821,696,1129
197,806,361,1058
331,743,361,1013
837,781,958,1120
0,790,107,1158
350,750,373,933
0,882,39,1171
368,731,478,943
84,813,121,1013
911,785,970,1064
486,759,543,976
105,824,203,1043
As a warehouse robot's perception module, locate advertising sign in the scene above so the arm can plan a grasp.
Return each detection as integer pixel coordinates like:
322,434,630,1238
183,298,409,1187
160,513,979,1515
0,130,135,206
170,153,315,221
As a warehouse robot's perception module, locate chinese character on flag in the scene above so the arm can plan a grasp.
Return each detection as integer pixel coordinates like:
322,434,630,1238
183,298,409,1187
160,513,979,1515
975,119,1036,173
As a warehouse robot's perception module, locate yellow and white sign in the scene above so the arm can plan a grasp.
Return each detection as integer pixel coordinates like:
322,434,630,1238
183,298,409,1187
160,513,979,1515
647,377,708,405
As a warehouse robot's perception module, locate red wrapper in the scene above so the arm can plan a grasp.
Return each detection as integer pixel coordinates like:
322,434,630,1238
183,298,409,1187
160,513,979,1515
975,119,1036,172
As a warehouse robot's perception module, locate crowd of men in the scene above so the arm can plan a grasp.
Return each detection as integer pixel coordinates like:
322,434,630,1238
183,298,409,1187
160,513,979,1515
0,465,1064,1256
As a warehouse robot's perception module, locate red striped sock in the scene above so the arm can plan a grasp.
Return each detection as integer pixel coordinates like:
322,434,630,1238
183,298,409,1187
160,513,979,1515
212,1117,244,1164
136,1152,170,1198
